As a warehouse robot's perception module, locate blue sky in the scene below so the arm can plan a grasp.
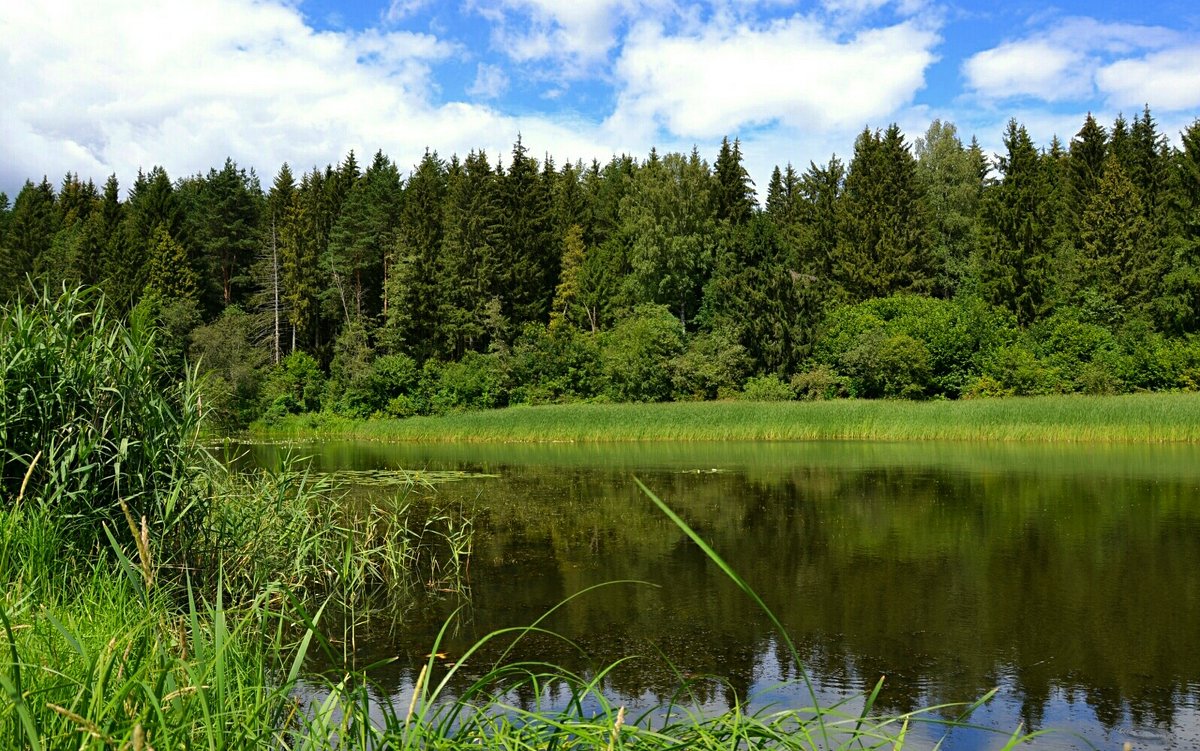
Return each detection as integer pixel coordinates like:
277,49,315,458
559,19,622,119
2,0,1199,197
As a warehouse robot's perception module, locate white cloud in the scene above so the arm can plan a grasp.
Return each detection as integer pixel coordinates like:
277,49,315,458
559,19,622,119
385,0,432,23
1097,47,1200,112
962,17,1184,104
468,63,510,99
0,0,634,194
472,0,673,72
607,15,939,140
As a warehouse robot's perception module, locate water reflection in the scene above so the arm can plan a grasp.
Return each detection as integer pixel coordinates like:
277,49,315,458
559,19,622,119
237,440,1200,749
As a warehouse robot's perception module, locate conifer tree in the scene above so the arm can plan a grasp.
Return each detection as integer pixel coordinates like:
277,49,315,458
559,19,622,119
833,124,933,300
714,137,755,225
384,150,445,360
0,178,58,302
1160,119,1200,333
795,156,844,283
198,159,263,310
439,151,504,356
1079,154,1154,317
977,120,1055,325
500,136,556,327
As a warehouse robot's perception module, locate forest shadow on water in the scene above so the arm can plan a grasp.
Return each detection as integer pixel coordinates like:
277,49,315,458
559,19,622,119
237,440,1200,750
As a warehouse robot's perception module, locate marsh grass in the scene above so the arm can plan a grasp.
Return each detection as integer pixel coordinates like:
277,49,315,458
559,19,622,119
255,392,1200,444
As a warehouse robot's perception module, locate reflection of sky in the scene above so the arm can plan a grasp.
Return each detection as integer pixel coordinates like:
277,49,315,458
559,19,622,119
296,641,1199,749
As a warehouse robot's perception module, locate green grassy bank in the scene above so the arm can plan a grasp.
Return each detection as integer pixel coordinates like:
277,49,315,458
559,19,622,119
253,391,1200,444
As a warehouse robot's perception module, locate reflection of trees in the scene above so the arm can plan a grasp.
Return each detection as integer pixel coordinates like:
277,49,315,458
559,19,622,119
273,445,1200,733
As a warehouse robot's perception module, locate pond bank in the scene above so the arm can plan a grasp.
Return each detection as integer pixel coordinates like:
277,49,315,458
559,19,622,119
250,392,1200,444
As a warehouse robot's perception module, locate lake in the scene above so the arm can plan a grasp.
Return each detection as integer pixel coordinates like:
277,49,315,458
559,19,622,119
236,440,1200,750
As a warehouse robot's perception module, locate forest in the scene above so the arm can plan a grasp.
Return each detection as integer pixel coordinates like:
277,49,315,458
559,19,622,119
2,107,1200,429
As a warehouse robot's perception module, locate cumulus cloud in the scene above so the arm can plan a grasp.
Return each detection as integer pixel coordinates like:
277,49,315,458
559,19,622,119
0,0,632,194
962,17,1186,105
1097,48,1200,112
607,15,939,140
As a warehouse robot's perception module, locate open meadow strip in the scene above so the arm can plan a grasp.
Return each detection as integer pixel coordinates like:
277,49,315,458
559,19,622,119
253,392,1200,444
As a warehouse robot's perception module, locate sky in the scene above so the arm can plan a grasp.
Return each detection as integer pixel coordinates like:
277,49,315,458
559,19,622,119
2,0,1199,199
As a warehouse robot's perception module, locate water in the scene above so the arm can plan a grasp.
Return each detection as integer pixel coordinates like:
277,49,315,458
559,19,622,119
238,440,1200,749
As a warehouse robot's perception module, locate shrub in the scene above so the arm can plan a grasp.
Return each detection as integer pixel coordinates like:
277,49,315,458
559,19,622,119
260,351,325,418
671,328,751,401
509,325,603,404
430,351,511,413
740,373,795,401
839,331,933,399
791,365,850,400
601,304,685,402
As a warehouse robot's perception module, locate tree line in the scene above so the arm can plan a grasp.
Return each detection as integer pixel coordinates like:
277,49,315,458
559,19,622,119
3,108,1200,426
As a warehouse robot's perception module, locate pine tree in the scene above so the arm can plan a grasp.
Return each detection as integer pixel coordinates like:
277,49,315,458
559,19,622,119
281,169,324,352
0,178,58,302
549,224,587,332
198,158,263,310
1065,114,1109,241
795,156,844,283
146,224,199,302
1160,119,1200,333
705,215,820,374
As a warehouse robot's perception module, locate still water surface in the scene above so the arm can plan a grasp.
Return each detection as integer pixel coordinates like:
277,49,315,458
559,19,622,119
239,440,1200,750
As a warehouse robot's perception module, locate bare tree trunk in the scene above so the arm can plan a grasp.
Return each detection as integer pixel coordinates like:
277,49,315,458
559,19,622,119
271,217,281,365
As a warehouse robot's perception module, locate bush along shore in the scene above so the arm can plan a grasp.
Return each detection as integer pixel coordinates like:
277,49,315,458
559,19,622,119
253,392,1200,444
4,287,1057,748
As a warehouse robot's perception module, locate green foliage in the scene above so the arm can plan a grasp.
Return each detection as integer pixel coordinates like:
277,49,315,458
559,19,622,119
834,124,933,300
813,295,1017,398
601,304,685,402
791,365,850,400
260,351,325,418
740,373,795,401
0,286,203,554
670,328,751,401
189,306,269,430
977,120,1056,325
429,351,510,413
509,325,603,404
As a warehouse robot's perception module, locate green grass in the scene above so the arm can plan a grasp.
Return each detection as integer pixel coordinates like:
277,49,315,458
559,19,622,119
254,392,1200,444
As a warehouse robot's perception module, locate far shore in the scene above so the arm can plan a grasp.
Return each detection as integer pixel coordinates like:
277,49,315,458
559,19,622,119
247,392,1200,444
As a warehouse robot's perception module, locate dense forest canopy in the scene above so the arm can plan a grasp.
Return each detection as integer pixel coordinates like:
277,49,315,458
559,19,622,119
4,109,1200,427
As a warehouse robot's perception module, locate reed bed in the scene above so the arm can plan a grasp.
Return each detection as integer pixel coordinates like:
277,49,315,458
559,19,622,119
256,392,1200,444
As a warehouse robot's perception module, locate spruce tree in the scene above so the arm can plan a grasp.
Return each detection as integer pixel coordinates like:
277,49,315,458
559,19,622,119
714,137,755,226
833,124,933,300
384,150,446,360
1079,155,1154,317
977,120,1055,326
0,179,58,302
439,150,504,356
500,136,556,327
